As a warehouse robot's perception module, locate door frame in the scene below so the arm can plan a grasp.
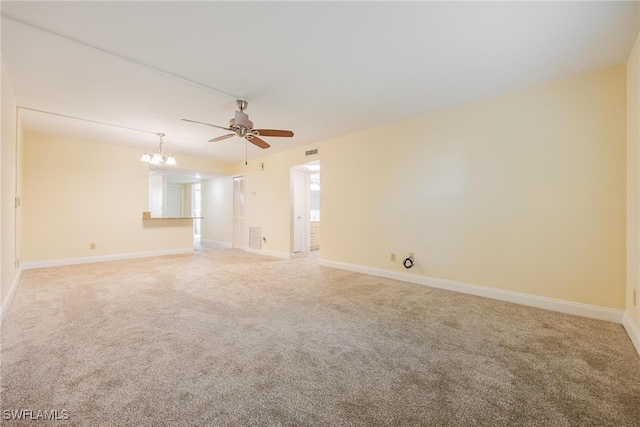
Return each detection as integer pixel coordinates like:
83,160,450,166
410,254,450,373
290,161,319,253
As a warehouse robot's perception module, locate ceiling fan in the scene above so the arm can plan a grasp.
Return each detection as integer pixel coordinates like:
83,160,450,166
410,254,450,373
182,99,294,149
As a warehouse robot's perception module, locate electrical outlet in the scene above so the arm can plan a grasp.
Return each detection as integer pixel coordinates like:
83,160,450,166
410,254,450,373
90,243,96,250
634,289,637,306
390,253,396,262
15,259,19,268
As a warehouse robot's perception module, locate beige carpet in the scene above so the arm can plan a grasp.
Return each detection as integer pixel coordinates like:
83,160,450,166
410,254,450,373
1,246,639,426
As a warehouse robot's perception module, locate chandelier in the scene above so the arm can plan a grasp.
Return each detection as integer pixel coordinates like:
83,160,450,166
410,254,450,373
140,133,177,166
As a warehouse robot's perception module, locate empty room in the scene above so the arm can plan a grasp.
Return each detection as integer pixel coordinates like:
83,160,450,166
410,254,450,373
1,1,640,426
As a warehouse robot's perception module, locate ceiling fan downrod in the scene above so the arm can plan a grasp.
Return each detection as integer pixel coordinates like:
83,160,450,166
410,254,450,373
236,99,248,112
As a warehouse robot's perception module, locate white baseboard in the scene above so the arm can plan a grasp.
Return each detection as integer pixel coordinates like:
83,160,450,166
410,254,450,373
318,259,623,324
244,247,291,259
21,248,194,270
200,239,232,248
0,267,23,327
622,312,640,356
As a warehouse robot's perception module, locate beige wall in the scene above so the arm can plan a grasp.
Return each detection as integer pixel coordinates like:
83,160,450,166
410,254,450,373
1,61,22,307
232,148,320,253
167,153,234,178
149,173,163,217
627,32,640,328
201,176,234,244
241,66,626,310
21,132,218,263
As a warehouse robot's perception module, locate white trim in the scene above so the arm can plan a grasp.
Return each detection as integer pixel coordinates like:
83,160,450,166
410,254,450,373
319,259,623,323
622,312,640,356
21,248,194,270
244,247,291,259
0,267,23,327
200,239,232,248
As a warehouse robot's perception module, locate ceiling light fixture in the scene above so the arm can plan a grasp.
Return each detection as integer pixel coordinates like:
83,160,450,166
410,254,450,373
140,133,177,166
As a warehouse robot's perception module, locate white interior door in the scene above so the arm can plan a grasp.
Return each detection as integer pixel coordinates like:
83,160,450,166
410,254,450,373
233,176,245,249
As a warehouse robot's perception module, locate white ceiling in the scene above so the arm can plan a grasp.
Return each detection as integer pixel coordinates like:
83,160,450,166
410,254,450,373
1,1,638,164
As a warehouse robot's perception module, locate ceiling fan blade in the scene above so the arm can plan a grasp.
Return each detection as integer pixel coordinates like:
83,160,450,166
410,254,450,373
246,135,270,149
181,118,231,131
209,134,235,143
254,129,294,137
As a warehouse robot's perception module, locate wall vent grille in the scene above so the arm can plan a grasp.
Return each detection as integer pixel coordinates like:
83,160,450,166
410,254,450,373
305,149,318,156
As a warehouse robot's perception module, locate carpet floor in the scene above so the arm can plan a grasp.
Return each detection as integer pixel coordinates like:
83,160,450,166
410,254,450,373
1,246,639,426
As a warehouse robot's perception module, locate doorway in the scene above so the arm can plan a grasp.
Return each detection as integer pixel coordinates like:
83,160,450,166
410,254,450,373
291,161,320,253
